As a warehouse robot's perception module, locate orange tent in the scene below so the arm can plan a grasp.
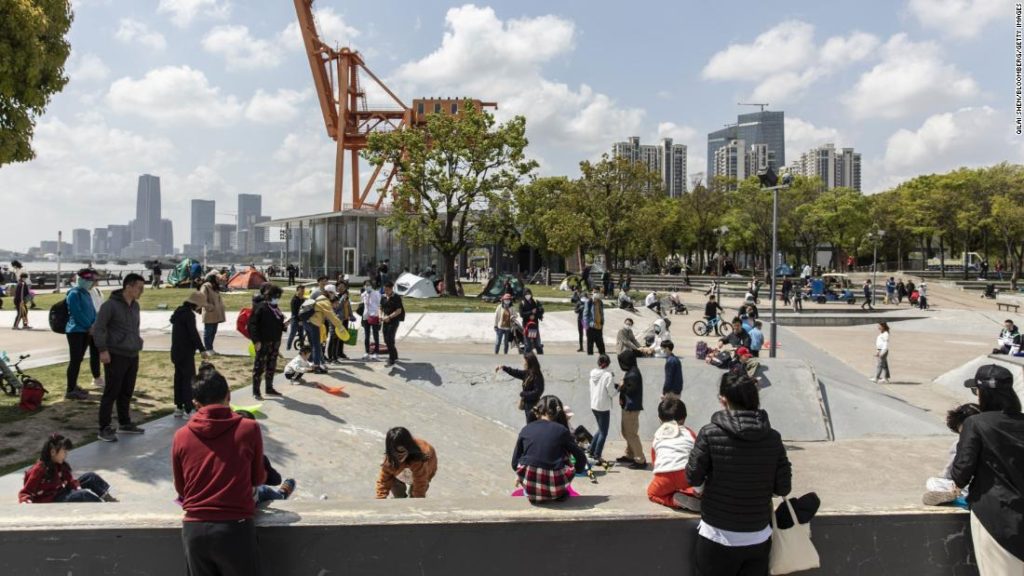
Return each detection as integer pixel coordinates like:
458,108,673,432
226,267,268,290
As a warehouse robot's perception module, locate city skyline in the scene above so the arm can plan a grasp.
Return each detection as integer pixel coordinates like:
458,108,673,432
0,0,1015,251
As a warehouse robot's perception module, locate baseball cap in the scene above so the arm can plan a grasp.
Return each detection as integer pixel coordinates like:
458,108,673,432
963,364,1014,390
77,268,98,280
323,284,338,295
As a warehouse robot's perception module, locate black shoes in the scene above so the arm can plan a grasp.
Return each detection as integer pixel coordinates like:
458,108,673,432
265,388,282,396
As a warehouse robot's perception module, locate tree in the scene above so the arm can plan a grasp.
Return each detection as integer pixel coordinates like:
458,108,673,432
804,187,870,271
364,102,536,295
680,177,727,272
0,0,73,166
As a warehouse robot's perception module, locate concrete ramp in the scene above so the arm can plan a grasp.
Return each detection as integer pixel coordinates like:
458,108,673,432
395,353,830,442
933,354,1024,402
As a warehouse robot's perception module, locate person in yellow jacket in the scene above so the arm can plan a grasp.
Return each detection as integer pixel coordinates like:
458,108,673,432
306,285,344,373
326,282,354,362
375,427,437,498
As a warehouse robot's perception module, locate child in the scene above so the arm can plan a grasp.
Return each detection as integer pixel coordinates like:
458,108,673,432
234,411,296,503
588,354,616,464
19,434,115,503
511,395,587,503
284,345,313,384
647,395,700,511
923,403,981,506
170,292,208,417
376,427,438,498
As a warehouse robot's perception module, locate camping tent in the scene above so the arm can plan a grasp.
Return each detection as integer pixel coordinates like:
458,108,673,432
394,272,438,299
478,273,524,302
166,258,196,288
226,267,268,290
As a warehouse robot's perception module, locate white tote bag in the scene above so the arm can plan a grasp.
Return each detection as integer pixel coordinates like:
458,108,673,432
769,498,821,575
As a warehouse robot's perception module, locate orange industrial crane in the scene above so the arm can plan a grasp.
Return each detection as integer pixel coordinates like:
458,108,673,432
293,0,497,211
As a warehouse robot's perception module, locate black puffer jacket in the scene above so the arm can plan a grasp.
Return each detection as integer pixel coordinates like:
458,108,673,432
617,350,643,412
686,409,791,532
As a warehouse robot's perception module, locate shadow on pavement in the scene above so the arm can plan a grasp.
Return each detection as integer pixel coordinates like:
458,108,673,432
390,362,443,387
277,395,346,425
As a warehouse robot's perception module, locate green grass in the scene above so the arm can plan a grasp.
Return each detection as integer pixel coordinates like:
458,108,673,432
28,288,257,312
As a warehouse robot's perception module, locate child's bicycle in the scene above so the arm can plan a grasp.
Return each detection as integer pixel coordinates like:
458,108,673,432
0,352,37,396
692,316,732,337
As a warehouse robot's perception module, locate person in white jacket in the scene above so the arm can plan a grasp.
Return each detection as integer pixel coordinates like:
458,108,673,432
360,281,383,361
588,354,617,464
870,322,891,383
284,346,313,384
647,395,700,511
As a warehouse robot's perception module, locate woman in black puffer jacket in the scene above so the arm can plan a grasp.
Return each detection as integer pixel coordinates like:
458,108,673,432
686,372,792,576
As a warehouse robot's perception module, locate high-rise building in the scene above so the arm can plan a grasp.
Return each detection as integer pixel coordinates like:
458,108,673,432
39,240,73,256
237,194,263,255
161,219,174,255
72,229,91,256
790,143,862,191
713,139,747,182
133,174,162,242
707,110,785,179
214,224,236,252
107,224,131,257
191,200,215,249
93,228,109,256
612,136,685,194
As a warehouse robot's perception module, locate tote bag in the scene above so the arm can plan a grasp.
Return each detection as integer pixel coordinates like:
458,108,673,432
769,498,820,575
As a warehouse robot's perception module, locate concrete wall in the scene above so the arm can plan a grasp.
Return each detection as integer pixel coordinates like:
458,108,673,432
0,500,977,576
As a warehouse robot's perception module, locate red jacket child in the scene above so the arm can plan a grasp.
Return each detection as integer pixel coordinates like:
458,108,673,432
19,461,77,503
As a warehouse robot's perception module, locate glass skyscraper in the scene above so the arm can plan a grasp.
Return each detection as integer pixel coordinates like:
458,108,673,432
706,111,785,179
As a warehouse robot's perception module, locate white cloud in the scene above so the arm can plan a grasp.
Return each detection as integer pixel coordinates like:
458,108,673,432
280,6,360,51
843,34,978,119
70,53,110,83
203,25,284,70
702,21,878,103
785,117,842,160
157,0,230,28
883,106,1021,174
245,89,310,124
393,5,643,162
115,18,167,51
107,66,244,127
908,0,1002,39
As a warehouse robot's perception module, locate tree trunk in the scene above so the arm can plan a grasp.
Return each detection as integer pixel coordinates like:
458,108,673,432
939,236,946,279
443,252,458,296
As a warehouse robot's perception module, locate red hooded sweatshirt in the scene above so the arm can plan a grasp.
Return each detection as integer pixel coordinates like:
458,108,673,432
172,404,266,522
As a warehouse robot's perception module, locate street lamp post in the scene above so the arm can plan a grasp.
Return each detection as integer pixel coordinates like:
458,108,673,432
870,229,884,306
757,168,791,359
716,226,729,303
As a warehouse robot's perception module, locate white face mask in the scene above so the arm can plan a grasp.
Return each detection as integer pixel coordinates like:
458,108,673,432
525,295,532,301
270,298,280,306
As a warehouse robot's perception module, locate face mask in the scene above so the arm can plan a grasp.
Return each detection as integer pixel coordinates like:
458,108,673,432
525,295,532,301
77,279,92,290
270,298,280,306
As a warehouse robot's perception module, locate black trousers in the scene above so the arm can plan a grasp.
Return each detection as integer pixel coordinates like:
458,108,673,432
172,356,195,411
382,321,399,362
694,535,771,576
182,519,261,576
66,332,100,394
586,327,605,356
576,315,584,350
99,353,139,430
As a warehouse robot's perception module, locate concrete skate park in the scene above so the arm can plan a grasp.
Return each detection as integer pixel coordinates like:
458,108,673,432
1,276,1022,575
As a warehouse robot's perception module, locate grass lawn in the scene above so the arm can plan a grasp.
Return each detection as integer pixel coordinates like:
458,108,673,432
0,352,254,475
27,288,256,312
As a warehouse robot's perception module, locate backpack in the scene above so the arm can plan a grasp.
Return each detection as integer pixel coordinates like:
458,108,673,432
695,341,709,360
48,299,70,334
296,298,317,322
19,377,46,412
709,351,734,370
236,307,252,338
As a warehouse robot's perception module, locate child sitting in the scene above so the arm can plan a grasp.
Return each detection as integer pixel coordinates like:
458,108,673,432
512,395,588,503
19,433,115,503
922,403,981,506
234,411,296,503
284,346,313,384
646,395,700,511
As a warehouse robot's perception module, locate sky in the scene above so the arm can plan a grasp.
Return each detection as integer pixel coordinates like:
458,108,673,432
0,0,1017,252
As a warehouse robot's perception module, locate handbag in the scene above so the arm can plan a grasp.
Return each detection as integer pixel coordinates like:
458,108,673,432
769,498,820,575
368,314,380,326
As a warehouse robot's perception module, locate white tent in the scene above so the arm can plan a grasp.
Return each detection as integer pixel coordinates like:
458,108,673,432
394,272,439,299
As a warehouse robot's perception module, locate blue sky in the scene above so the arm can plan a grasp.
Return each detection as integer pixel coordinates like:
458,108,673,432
0,0,1015,251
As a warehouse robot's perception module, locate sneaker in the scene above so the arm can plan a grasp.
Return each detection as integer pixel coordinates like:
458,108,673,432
923,490,958,506
339,354,349,360
385,361,395,368
615,456,635,464
254,393,264,401
371,353,379,361
868,377,878,383
97,427,118,442
265,388,282,396
100,493,119,503
673,492,702,512
361,353,370,361
628,461,649,470
118,423,145,434
65,389,90,400
173,408,184,418
279,478,296,499
93,377,105,388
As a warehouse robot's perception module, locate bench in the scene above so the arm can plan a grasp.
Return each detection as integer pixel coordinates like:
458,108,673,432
997,302,1020,313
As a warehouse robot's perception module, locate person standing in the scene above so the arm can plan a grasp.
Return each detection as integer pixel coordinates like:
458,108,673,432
951,365,1024,575
306,286,343,373
519,289,545,354
781,277,792,306
88,278,105,388
173,368,266,576
588,354,616,464
860,279,874,310
918,282,929,310
93,273,146,443
497,352,545,424
686,373,792,576
747,321,764,358
380,281,405,367
885,277,896,305
661,341,683,397
248,285,286,400
12,273,30,329
375,427,438,499
360,281,382,361
64,268,99,400
584,291,606,356
574,289,588,353
494,294,513,354
170,292,207,418
198,272,226,354
871,322,891,384
616,349,647,470
896,279,907,304
286,285,306,351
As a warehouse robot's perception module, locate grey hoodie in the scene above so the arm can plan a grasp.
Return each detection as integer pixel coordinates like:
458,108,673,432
93,289,143,357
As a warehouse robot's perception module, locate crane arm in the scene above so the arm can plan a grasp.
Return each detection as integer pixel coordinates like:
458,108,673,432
293,0,338,139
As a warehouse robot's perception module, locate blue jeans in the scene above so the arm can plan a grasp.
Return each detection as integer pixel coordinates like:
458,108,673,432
203,323,219,351
55,472,109,502
256,484,284,504
494,327,510,354
286,320,305,349
304,322,323,366
591,409,610,459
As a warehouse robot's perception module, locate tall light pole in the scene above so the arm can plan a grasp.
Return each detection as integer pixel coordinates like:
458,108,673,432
869,229,884,306
716,225,729,303
758,168,791,359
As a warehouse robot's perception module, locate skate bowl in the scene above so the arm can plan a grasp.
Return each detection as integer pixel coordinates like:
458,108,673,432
932,354,1024,403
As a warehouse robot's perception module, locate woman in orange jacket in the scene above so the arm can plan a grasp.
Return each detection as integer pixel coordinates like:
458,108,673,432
375,427,437,498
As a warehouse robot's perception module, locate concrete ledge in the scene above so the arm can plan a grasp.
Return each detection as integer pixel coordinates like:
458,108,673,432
0,497,977,575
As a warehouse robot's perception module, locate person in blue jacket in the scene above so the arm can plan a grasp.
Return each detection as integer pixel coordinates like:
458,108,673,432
661,340,683,397
65,268,99,400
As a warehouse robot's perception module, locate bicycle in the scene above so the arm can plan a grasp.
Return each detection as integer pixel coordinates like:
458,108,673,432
0,352,37,396
692,316,732,338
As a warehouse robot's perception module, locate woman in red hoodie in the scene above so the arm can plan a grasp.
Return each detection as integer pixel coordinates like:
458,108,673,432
19,433,114,503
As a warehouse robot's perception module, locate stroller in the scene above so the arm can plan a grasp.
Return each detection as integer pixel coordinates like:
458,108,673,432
982,284,998,299
668,292,688,315
909,290,920,306
510,317,543,354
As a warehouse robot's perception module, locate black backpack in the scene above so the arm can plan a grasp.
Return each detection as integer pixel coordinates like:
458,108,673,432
49,299,69,334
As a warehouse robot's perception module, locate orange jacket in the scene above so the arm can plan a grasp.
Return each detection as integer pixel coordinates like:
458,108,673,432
375,438,437,498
